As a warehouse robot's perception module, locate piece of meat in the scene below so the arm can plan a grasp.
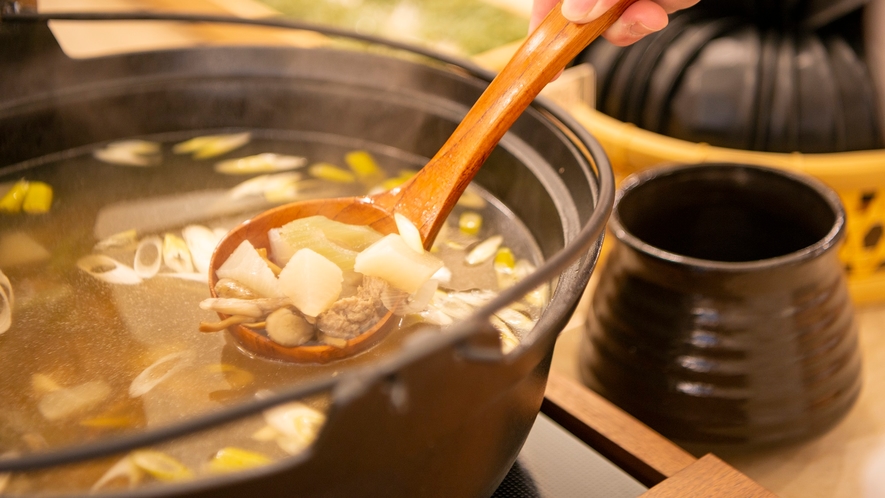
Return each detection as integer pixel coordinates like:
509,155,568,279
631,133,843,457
317,277,386,339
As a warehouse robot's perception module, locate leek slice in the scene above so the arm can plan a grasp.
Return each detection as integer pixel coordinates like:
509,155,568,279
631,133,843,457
133,236,163,279
0,180,28,213
77,254,142,285
208,447,272,474
173,132,250,159
466,235,504,265
93,140,160,167
262,401,326,455
216,240,283,298
130,450,193,482
129,351,193,398
38,380,111,421
162,233,194,274
308,163,356,183
21,181,52,214
344,150,385,186
214,153,306,175
91,456,143,491
458,211,483,236
0,269,10,334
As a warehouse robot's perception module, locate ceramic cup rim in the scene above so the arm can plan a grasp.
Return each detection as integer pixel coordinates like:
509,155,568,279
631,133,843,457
609,162,847,272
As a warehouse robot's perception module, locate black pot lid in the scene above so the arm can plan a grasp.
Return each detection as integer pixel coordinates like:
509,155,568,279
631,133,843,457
641,17,741,134
666,25,761,150
826,34,881,151
767,32,799,153
795,31,841,153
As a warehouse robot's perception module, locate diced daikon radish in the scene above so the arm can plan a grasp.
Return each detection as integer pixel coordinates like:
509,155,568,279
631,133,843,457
354,234,443,294
216,240,283,298
278,248,343,317
268,228,296,267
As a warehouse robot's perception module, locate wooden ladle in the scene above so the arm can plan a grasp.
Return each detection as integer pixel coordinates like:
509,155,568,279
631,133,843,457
208,0,636,363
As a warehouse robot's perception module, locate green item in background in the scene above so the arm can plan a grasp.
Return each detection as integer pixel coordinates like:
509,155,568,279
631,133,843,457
258,0,528,56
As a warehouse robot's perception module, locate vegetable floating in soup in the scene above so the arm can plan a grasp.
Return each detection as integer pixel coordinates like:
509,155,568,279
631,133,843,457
201,214,446,349
0,131,549,493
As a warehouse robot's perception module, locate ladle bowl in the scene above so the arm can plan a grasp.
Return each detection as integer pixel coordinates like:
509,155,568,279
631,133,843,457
208,197,399,362
208,0,636,363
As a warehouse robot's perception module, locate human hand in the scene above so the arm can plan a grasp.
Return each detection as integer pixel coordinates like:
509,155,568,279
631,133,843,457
530,0,701,46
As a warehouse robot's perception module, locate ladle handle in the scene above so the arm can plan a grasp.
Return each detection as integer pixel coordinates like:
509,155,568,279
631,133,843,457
394,0,637,244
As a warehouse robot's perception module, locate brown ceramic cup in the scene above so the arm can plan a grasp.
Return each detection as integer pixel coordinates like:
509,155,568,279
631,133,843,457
580,163,862,447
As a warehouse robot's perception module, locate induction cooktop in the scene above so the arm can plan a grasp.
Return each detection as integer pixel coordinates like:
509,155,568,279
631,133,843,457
493,413,647,498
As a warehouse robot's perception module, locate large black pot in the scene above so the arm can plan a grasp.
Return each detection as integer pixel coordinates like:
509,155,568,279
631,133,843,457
0,20,613,497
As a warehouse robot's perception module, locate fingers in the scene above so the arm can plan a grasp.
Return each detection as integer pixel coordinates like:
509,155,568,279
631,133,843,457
601,0,670,46
529,0,561,33
530,0,700,44
561,0,625,23
560,0,700,22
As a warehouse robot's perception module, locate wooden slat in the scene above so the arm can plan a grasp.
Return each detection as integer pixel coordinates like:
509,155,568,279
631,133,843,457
542,371,696,487
640,454,777,497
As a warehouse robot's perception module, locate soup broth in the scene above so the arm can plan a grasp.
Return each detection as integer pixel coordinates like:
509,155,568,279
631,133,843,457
0,130,547,494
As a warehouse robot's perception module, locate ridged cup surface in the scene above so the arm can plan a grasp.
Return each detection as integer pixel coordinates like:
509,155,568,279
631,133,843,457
581,163,862,446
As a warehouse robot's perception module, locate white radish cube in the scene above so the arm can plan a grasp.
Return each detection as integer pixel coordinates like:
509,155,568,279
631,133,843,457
216,240,283,298
354,234,444,294
268,228,296,267
278,248,343,317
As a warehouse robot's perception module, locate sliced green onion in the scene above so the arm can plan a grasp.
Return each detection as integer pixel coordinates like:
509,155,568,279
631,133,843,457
214,153,305,175
205,363,254,390
130,450,194,482
94,229,138,251
37,380,111,421
162,233,194,274
377,170,417,191
93,140,161,167
129,351,193,398
456,188,487,209
263,402,326,455
173,132,251,159
494,247,516,269
21,181,53,214
0,180,29,213
207,447,272,474
77,254,143,285
91,456,143,492
134,236,163,279
458,211,483,236
465,235,503,265
308,163,356,183
345,150,385,186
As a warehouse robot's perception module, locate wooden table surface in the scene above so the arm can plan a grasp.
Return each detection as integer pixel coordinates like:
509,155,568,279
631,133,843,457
35,0,885,495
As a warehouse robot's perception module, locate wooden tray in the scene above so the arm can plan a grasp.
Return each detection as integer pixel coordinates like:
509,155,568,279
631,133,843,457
542,371,777,497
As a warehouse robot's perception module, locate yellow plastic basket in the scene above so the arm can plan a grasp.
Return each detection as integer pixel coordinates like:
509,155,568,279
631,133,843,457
567,105,885,305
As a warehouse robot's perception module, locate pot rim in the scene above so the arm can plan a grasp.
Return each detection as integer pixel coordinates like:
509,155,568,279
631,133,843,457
611,162,846,272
